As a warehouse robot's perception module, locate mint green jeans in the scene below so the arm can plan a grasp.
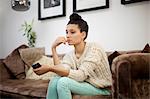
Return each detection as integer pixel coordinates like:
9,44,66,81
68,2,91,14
46,76,110,99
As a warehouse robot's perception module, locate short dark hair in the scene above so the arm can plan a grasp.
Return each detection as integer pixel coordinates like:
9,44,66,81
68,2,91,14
67,13,89,40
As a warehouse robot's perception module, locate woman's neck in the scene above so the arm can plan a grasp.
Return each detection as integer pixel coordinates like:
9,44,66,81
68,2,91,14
74,41,86,58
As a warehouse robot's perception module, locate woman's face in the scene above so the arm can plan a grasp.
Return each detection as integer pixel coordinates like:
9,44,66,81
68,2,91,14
66,24,85,45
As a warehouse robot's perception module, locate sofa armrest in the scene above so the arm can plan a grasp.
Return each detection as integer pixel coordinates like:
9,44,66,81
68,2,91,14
111,53,150,98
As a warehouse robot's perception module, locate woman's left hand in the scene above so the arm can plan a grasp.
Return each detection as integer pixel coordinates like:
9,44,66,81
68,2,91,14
33,65,51,75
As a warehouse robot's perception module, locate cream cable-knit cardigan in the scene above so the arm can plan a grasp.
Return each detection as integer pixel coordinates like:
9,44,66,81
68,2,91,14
61,42,112,88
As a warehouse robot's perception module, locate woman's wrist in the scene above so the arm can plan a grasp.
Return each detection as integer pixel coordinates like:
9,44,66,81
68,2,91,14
48,66,51,71
51,47,57,55
51,45,56,50
49,66,55,72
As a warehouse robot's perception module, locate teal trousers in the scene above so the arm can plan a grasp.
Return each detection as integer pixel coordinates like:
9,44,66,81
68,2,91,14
46,76,110,99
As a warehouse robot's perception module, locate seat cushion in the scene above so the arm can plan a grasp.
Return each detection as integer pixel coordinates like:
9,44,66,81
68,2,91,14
73,95,111,99
0,79,49,98
0,79,112,98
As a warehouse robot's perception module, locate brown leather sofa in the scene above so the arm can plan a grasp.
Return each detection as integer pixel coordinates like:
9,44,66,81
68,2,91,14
0,46,149,99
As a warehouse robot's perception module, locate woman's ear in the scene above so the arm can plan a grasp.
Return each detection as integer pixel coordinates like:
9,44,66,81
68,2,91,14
81,31,86,40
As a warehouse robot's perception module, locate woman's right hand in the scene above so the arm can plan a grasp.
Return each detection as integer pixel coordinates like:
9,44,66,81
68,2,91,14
51,37,66,65
33,65,51,75
52,36,66,49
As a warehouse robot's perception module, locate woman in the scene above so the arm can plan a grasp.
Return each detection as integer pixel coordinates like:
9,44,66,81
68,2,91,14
34,13,112,99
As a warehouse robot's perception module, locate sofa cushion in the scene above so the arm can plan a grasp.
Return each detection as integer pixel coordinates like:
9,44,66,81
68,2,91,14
141,43,150,53
73,95,111,99
0,59,15,81
3,44,29,79
0,79,49,98
108,51,121,67
19,47,45,70
25,55,57,80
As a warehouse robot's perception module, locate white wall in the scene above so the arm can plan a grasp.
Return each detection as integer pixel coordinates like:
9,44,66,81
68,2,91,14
0,0,149,58
0,0,5,58
148,2,150,43
0,10,2,57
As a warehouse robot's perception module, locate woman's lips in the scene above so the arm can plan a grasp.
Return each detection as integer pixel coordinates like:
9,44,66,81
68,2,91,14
66,39,71,43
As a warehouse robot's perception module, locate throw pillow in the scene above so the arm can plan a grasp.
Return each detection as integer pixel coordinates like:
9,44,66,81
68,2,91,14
3,44,29,79
141,43,150,53
25,55,57,80
19,47,45,71
108,51,121,67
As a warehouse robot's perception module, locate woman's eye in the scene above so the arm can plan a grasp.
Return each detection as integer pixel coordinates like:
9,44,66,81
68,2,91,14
71,32,75,34
66,31,75,34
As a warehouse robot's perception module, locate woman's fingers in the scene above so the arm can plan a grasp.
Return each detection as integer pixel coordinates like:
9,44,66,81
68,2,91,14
52,36,67,48
58,37,66,44
33,65,51,75
33,67,42,75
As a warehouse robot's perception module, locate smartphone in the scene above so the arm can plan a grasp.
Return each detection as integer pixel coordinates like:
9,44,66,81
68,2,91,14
32,63,41,69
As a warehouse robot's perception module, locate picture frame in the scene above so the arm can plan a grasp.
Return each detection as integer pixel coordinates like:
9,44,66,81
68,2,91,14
73,0,109,13
38,0,66,20
121,0,149,4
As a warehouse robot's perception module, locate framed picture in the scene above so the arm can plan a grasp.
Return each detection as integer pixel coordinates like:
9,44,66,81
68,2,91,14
38,0,66,20
121,0,149,4
73,0,109,13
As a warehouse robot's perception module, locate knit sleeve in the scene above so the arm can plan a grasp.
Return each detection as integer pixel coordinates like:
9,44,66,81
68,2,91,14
60,54,72,70
68,61,97,81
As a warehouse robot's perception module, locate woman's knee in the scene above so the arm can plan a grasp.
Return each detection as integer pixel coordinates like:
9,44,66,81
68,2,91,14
57,77,71,90
48,76,61,88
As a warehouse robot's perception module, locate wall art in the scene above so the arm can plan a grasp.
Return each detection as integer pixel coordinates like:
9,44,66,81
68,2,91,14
121,0,149,4
73,0,109,13
38,0,66,20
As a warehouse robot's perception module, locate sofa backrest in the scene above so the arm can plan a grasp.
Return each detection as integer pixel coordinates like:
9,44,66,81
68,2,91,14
106,50,141,56
0,50,143,81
